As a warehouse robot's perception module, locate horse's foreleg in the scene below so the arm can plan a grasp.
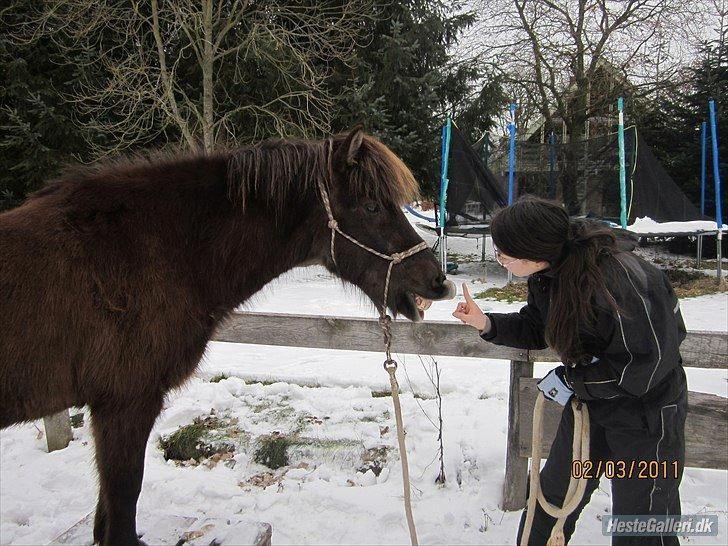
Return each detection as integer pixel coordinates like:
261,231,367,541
91,398,163,546
93,488,107,544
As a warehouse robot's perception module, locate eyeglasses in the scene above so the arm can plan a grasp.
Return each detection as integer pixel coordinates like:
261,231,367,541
494,246,521,267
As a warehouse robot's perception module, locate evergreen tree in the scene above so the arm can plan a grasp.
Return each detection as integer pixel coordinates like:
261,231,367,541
0,2,91,209
641,39,727,220
329,1,503,199
1,1,503,208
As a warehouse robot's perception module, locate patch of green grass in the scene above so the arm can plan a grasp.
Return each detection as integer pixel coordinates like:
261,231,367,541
250,397,293,417
246,379,279,386
254,433,291,469
253,434,362,470
293,437,361,450
160,423,212,461
210,373,229,383
159,414,240,462
474,282,528,303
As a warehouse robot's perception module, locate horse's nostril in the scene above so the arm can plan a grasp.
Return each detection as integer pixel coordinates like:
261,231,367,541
432,272,446,290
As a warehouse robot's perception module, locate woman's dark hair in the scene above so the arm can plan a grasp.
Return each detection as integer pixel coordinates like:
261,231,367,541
490,196,619,364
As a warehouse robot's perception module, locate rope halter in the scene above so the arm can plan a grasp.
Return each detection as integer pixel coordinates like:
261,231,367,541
316,138,429,331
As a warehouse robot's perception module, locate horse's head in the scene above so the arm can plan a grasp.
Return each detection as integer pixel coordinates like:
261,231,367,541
314,127,455,321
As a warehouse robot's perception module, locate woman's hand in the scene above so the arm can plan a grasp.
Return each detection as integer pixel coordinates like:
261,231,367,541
452,283,489,332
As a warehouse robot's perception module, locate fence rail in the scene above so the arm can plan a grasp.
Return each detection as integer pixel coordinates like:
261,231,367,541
45,311,728,513
211,312,727,511
213,312,727,368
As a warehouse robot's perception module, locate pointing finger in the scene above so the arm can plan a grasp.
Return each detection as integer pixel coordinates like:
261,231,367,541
462,283,475,303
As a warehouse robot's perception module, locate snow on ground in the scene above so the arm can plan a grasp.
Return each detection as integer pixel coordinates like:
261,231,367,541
1,211,726,545
627,217,727,234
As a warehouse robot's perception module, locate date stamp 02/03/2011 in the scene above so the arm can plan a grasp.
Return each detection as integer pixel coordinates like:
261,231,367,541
571,459,680,480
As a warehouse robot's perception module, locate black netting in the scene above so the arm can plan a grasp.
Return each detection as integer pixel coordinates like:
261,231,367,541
437,125,507,228
629,133,708,222
487,128,707,223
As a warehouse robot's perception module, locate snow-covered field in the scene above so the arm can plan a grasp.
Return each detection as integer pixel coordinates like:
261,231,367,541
2,211,727,545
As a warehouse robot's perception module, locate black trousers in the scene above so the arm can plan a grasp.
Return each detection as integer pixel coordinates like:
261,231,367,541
516,386,687,546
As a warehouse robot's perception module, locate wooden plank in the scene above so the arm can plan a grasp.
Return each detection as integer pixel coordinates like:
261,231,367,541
499,360,533,512
214,312,530,361
681,391,728,469
517,379,569,461
528,330,728,369
215,313,726,369
517,378,728,469
49,513,271,546
43,410,73,453
679,331,728,369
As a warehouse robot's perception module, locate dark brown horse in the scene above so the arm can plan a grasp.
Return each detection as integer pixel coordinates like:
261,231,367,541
0,127,454,545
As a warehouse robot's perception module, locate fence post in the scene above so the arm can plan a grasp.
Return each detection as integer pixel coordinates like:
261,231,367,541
500,358,533,511
43,409,73,452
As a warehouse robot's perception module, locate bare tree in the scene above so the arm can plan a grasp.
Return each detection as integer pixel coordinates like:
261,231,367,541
405,355,447,485
10,0,373,156
468,0,701,211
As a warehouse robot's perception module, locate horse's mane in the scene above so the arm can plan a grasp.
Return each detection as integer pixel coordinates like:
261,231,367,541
27,134,421,214
226,138,328,213
226,134,420,213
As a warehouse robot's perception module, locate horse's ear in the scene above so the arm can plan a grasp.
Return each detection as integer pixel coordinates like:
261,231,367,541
336,125,365,166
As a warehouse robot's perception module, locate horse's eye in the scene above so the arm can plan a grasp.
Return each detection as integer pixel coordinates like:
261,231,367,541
364,203,379,214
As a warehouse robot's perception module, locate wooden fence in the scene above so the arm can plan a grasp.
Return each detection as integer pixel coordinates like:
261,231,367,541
45,312,727,512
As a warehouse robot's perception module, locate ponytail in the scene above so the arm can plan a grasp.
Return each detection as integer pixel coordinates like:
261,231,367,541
546,219,618,364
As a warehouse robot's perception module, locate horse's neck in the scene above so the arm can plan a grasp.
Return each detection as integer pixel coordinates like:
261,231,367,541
192,186,323,312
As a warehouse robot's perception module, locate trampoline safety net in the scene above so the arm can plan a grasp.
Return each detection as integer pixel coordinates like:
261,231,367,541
487,127,708,223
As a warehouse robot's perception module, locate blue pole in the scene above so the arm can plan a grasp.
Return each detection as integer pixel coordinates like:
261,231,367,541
708,100,723,228
617,97,627,229
438,117,452,272
708,99,723,282
404,205,436,223
548,132,556,199
701,121,707,216
507,103,517,205
438,117,452,230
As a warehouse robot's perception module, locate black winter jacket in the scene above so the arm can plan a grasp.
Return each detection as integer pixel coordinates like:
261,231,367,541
482,251,687,405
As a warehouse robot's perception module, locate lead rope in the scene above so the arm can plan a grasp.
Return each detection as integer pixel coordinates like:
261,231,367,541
380,317,419,545
520,394,591,546
317,139,424,545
